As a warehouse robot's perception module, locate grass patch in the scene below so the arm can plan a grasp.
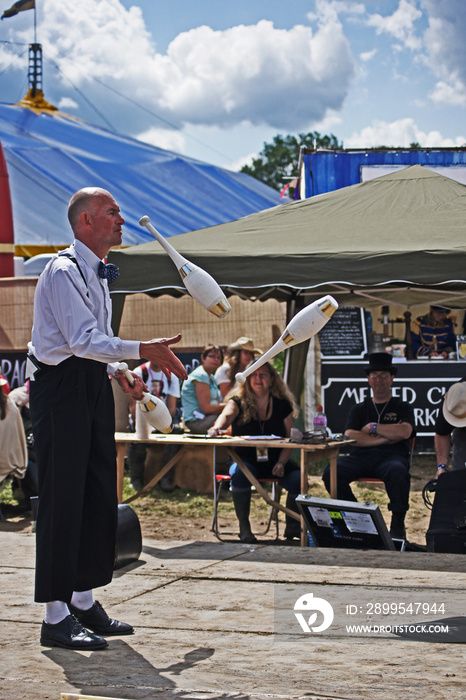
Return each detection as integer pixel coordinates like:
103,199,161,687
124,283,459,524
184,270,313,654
0,477,27,506
0,479,16,506
125,476,273,521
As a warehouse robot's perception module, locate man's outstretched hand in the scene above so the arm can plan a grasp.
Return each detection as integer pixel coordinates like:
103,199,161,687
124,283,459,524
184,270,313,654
139,334,188,381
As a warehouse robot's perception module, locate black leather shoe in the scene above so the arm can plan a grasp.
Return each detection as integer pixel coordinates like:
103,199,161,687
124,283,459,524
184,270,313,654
69,601,134,636
238,528,257,544
284,523,301,540
390,512,406,540
40,614,108,650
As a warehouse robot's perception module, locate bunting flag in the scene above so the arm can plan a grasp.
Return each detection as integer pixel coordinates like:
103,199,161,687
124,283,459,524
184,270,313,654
1,0,35,20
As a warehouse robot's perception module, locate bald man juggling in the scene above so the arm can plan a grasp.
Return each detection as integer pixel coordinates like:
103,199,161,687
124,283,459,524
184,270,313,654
28,187,187,650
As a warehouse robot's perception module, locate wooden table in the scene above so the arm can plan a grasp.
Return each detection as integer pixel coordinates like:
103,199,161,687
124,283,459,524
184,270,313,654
114,432,352,545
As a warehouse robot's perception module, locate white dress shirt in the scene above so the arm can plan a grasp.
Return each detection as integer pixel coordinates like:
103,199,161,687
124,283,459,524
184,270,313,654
28,239,140,367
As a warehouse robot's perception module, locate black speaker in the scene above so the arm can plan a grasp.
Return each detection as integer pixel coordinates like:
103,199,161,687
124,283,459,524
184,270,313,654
115,504,142,569
426,470,466,554
29,497,141,568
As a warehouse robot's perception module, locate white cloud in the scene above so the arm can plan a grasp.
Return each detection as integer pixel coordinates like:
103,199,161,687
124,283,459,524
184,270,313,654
360,49,377,62
429,80,466,107
147,18,355,130
361,1,466,110
40,0,154,83
346,117,466,148
135,127,186,154
230,152,258,172
422,0,466,104
366,0,423,51
57,96,78,111
308,110,343,134
11,0,355,133
308,1,366,24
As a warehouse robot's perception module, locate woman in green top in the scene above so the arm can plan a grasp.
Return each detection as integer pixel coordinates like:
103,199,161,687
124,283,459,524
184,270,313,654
181,344,226,434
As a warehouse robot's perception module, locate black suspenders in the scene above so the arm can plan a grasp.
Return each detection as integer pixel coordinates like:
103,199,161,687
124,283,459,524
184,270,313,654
59,252,89,296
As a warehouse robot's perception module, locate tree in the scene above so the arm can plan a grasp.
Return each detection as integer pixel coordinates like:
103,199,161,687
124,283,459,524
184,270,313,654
241,131,343,193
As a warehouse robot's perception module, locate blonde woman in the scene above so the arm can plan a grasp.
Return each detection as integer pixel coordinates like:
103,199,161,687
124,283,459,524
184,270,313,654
208,362,300,543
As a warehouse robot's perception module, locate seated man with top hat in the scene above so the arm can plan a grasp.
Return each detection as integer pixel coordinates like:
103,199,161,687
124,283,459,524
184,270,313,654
322,352,415,540
411,305,456,359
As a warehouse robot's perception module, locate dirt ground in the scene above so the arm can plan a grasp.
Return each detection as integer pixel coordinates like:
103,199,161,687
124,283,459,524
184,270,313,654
3,454,466,700
2,525,465,700
127,453,437,547
0,454,437,547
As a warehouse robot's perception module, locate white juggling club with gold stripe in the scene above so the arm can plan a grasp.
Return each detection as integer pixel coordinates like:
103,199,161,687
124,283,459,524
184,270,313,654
235,295,339,384
117,362,172,433
139,215,231,318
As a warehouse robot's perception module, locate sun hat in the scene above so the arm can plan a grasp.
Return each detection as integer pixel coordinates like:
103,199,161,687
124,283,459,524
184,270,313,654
228,337,263,355
364,352,397,376
442,382,466,427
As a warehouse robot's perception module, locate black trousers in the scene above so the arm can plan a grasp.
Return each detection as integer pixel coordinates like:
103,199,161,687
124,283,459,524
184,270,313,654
30,356,118,603
322,448,410,514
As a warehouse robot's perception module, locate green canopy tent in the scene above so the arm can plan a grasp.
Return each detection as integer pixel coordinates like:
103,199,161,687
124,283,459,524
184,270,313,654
109,165,466,398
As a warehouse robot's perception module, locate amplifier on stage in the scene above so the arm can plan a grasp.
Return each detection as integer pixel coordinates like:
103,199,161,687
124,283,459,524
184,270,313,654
426,470,466,554
296,495,397,551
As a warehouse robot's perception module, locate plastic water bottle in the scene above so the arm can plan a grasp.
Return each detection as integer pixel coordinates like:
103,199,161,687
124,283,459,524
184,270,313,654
313,405,327,436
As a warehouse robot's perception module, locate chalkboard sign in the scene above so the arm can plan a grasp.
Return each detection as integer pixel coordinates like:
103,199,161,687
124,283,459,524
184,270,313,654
318,306,367,359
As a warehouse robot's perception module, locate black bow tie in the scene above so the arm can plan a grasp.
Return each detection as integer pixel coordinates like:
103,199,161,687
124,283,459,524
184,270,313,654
98,261,119,284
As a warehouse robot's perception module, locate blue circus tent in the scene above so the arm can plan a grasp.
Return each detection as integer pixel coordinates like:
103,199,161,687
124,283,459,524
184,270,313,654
0,101,281,256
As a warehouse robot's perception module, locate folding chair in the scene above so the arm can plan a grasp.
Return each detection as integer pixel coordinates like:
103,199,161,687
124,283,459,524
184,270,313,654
211,472,282,541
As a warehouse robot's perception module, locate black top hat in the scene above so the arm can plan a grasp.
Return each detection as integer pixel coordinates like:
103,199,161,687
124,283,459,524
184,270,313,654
364,352,397,375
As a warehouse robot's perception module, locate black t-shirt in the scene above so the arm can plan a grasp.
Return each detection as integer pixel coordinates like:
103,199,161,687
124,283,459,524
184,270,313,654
230,395,295,472
435,407,454,435
345,396,415,460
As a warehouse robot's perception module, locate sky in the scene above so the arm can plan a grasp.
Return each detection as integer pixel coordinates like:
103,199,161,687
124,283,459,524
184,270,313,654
0,0,465,171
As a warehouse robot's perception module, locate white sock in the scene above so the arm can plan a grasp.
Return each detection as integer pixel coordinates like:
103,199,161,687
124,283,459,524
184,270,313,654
71,590,94,611
45,601,69,625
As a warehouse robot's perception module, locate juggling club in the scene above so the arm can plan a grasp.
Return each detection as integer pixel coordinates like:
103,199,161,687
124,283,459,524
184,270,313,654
117,362,172,433
235,295,338,384
139,215,231,318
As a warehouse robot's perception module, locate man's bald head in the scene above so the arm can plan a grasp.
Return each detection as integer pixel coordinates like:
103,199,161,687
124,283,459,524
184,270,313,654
67,187,124,259
68,187,113,230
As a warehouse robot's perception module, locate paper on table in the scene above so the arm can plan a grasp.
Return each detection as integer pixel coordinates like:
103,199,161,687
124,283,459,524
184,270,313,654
241,434,283,440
